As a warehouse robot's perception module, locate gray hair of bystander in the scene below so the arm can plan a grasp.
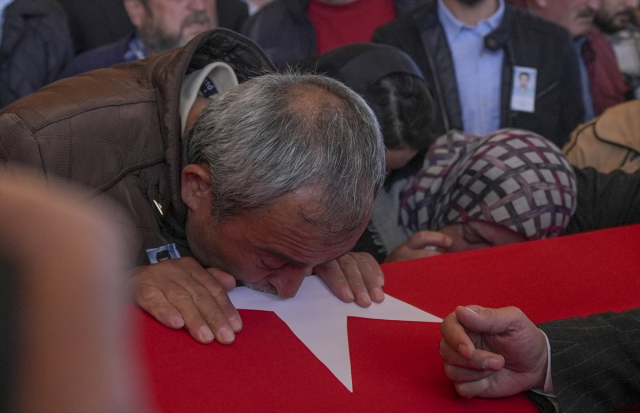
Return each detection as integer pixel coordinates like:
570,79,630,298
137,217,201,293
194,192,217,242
184,71,386,234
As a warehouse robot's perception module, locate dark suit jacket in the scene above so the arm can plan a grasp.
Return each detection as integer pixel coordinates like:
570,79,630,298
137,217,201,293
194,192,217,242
372,0,584,148
528,308,640,413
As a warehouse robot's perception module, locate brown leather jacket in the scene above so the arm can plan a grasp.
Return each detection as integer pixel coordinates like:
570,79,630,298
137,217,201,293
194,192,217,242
0,29,274,264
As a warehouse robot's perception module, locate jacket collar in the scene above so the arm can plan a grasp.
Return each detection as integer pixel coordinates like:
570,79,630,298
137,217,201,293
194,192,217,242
148,29,275,223
413,0,515,50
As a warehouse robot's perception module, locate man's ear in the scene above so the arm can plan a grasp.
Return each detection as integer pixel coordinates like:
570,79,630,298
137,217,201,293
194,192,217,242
181,164,213,212
124,0,149,29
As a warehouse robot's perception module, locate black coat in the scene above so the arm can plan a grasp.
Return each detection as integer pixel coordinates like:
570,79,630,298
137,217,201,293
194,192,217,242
373,0,584,147
0,0,73,108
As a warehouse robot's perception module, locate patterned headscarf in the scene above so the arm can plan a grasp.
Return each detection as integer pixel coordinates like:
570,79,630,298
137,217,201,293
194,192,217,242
399,129,577,240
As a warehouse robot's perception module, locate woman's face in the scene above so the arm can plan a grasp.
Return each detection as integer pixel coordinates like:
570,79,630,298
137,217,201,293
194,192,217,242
437,220,527,252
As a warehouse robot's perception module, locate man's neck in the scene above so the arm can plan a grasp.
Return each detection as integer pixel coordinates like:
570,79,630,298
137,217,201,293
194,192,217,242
441,0,500,26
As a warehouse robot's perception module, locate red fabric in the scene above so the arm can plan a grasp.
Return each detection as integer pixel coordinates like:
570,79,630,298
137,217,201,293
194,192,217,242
308,0,396,55
583,30,629,116
136,225,640,413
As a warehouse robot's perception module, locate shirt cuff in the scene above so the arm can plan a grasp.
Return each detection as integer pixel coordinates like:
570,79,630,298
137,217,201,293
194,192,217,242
530,329,558,412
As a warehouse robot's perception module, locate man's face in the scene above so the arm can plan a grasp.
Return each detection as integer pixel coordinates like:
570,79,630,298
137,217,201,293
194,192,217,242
519,73,530,90
185,186,368,299
437,220,527,252
138,0,217,54
594,0,640,33
535,0,601,38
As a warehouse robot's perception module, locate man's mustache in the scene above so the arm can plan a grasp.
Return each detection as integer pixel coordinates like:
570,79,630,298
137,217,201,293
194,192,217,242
183,11,213,28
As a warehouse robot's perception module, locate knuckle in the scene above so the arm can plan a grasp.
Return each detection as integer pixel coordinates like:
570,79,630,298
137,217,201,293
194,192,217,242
166,290,193,305
138,284,161,302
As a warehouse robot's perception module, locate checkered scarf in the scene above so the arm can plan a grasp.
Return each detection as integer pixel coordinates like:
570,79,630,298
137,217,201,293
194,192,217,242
399,129,577,240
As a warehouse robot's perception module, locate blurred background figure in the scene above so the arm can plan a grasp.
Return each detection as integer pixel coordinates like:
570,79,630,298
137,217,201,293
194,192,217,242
242,0,426,69
241,0,272,15
0,169,149,412
56,0,248,55
0,0,73,108
524,0,629,120
373,0,584,148
594,0,640,99
58,0,247,78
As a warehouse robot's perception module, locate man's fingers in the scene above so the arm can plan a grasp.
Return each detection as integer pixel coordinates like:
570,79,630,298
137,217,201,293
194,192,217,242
443,363,496,384
440,338,504,371
135,281,185,329
206,267,237,292
164,287,218,344
455,378,492,399
440,310,476,359
315,252,385,306
199,269,243,333
454,305,528,335
335,254,371,307
132,258,240,345
315,260,355,303
349,252,385,303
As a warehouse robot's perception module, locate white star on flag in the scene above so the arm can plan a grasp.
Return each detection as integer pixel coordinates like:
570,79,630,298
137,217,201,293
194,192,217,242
228,276,442,392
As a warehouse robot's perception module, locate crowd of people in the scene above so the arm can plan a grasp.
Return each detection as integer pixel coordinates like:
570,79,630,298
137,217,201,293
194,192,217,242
1,0,639,412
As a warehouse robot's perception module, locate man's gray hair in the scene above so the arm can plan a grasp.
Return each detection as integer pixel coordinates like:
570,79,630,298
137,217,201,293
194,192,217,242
184,72,386,234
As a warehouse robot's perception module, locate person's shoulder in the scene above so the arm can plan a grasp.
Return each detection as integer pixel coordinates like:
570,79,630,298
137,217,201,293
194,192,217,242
375,2,430,35
58,36,130,79
242,0,296,35
509,7,573,42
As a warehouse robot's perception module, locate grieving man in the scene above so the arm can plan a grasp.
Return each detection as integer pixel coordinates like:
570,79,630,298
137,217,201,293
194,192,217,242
0,29,387,346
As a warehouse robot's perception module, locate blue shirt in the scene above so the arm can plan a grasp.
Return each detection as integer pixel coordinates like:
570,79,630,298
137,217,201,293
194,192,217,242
574,36,596,122
123,31,150,62
438,0,505,135
0,0,15,45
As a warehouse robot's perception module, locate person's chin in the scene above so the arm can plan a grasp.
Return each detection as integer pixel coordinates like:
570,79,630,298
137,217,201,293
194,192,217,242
182,24,213,41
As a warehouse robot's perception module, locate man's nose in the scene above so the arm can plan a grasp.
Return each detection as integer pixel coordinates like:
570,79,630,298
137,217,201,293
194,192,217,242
187,0,207,10
268,266,313,299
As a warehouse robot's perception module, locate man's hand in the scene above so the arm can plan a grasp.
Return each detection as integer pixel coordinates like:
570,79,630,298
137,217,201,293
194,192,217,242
384,231,452,263
313,252,385,307
131,257,241,345
439,306,548,399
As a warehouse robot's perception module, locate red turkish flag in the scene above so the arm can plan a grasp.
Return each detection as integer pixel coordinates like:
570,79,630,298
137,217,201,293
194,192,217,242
136,225,640,413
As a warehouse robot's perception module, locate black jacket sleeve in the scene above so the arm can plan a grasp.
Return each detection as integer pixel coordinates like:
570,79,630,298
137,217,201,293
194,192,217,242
530,309,640,413
566,167,640,234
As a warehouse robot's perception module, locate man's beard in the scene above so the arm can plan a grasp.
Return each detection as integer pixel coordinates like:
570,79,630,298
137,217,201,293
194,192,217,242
140,11,212,54
456,0,486,5
594,10,634,34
